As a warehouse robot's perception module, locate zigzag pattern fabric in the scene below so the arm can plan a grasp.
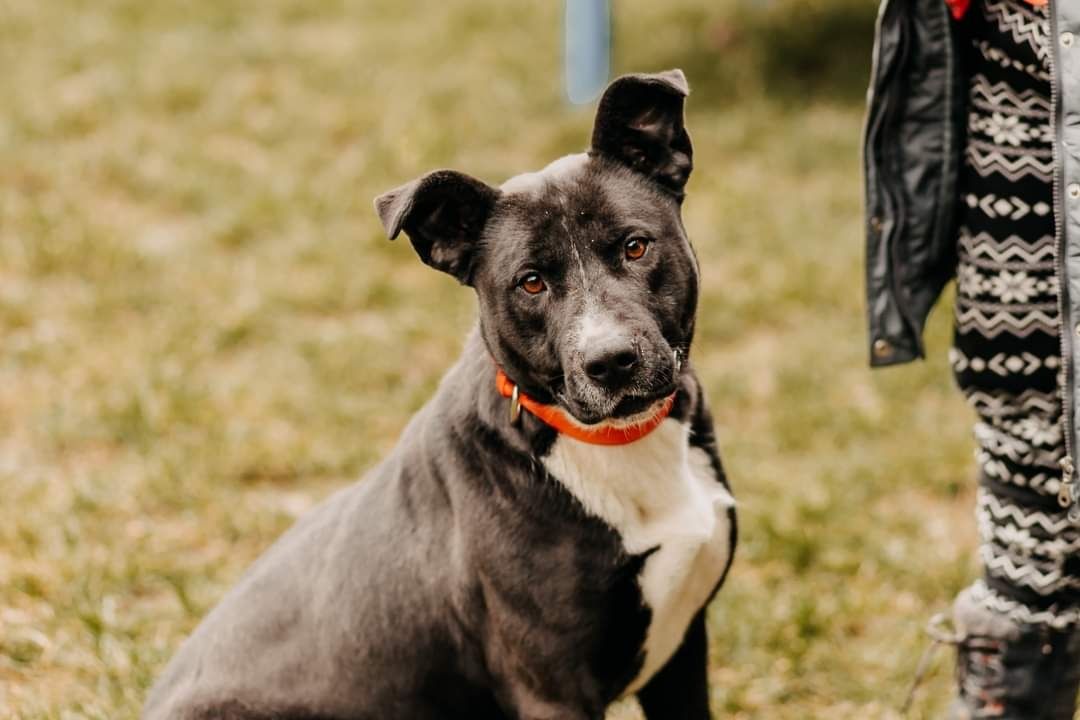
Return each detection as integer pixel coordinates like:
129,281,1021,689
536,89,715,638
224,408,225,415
951,0,1080,628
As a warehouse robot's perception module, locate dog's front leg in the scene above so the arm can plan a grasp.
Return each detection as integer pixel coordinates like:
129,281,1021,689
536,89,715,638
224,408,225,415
507,692,603,720
636,610,712,720
519,712,600,720
513,706,601,720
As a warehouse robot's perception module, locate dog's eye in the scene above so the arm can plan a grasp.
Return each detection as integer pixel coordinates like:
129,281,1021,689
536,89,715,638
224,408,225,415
519,272,546,295
624,236,649,261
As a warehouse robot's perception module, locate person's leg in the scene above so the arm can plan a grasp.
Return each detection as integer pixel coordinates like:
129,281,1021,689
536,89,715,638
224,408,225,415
946,524,1080,719
946,588,1080,719
948,1,1080,716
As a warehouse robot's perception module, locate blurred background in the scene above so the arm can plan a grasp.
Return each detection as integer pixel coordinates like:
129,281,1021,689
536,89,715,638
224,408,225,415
0,0,979,717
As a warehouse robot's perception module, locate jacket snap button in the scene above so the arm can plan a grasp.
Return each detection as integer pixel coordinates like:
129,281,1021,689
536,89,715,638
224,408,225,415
873,339,893,358
1070,183,1080,200
870,216,883,233
1063,32,1076,48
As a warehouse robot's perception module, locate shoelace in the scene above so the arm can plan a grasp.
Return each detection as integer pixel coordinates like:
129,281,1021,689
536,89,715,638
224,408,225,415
901,612,965,715
902,612,1008,716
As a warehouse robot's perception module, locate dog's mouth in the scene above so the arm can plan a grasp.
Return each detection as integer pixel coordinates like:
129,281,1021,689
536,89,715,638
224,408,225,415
559,383,678,426
611,388,677,418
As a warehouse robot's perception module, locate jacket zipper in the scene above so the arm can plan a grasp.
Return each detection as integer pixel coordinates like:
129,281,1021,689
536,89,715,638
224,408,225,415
1047,0,1077,517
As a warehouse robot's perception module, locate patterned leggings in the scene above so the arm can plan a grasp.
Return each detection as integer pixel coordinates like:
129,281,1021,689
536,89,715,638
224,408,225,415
950,0,1080,629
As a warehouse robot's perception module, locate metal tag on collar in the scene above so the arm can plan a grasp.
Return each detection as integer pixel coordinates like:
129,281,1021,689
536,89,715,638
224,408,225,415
508,383,522,426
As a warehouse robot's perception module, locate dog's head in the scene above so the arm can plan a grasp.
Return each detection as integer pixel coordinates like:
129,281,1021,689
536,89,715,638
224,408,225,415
375,70,698,425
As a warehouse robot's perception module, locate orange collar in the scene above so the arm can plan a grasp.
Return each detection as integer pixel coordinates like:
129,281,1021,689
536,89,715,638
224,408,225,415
495,369,676,446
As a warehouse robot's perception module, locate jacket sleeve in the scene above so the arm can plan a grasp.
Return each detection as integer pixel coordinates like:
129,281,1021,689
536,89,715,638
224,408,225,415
863,0,964,367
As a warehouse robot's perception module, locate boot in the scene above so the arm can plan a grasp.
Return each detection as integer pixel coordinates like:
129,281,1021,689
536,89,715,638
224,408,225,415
946,588,1080,719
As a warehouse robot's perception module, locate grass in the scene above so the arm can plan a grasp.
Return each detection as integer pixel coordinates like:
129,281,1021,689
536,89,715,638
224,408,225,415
0,0,980,717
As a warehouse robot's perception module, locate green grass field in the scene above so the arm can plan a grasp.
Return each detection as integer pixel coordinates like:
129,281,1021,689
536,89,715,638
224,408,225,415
1,1,982,717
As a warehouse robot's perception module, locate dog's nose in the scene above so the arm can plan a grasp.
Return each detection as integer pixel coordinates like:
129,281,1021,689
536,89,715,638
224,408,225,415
583,340,640,389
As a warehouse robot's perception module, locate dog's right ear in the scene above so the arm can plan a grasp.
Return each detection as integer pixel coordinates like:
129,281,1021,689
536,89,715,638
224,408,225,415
374,170,499,285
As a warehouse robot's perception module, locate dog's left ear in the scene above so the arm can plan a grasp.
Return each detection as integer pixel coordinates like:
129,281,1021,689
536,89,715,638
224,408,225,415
374,169,499,285
589,69,693,199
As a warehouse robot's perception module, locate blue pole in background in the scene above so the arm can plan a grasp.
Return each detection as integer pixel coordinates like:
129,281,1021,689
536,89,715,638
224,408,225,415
564,0,610,105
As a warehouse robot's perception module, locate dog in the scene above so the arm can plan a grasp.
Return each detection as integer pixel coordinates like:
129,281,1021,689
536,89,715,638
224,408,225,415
144,69,736,720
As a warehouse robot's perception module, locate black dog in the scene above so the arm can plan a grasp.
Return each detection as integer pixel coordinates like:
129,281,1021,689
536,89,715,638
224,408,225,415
145,69,736,720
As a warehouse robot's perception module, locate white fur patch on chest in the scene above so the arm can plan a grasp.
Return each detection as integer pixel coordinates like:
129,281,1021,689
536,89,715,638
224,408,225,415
540,418,735,694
